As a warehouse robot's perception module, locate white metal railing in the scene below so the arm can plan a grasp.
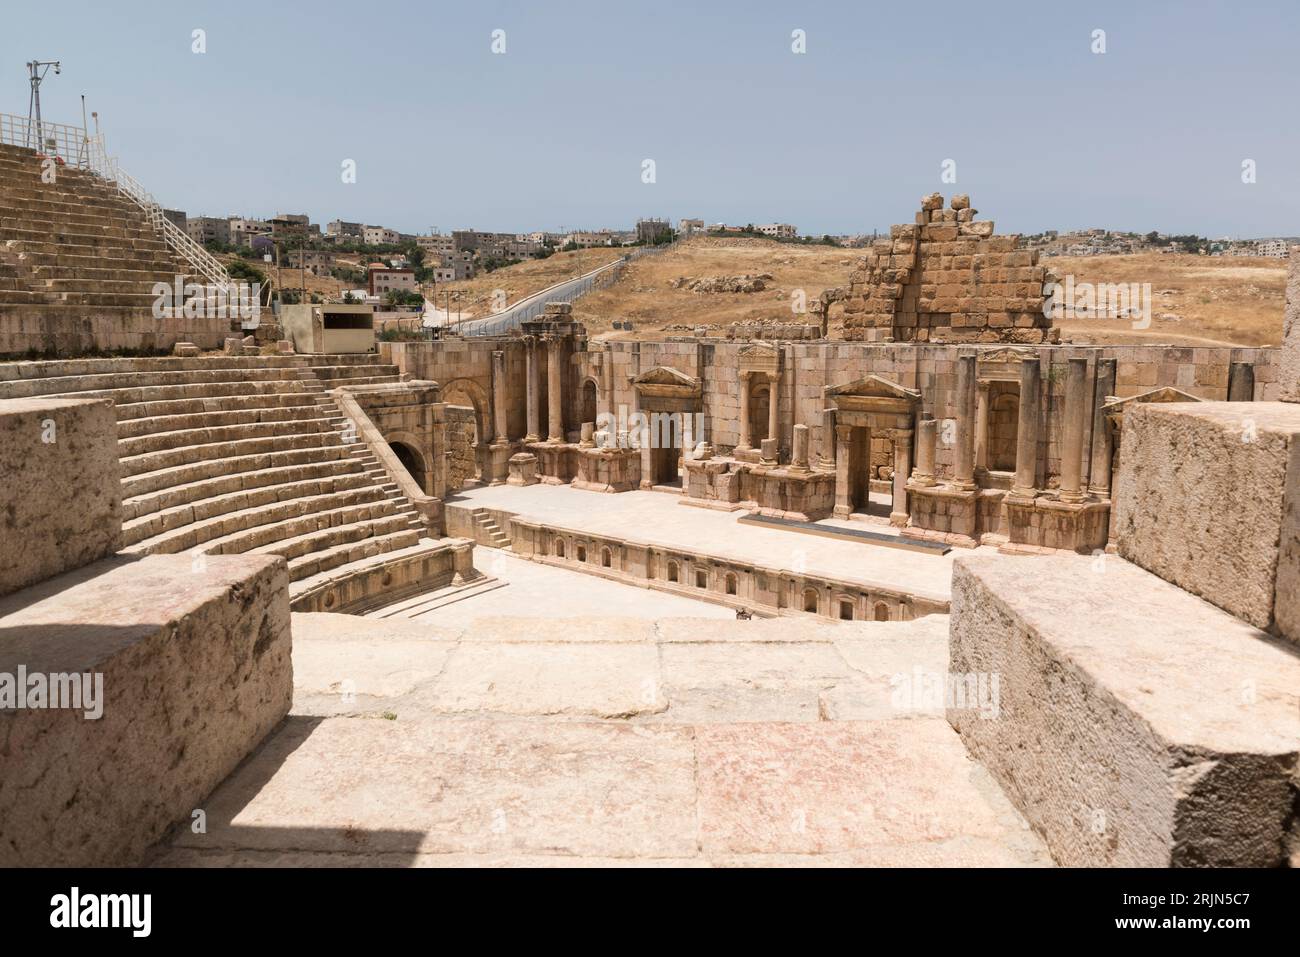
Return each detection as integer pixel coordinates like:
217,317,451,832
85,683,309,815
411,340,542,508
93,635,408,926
0,112,96,167
1,111,231,288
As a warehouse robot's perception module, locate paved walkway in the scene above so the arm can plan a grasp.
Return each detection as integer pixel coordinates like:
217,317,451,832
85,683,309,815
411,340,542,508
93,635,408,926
153,611,1050,867
450,484,1002,602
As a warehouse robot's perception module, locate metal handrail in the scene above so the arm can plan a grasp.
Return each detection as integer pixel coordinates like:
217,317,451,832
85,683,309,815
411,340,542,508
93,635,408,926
0,111,231,288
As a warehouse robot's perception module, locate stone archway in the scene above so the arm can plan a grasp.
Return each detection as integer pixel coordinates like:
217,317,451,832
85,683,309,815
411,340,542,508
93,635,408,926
442,377,492,487
388,439,428,492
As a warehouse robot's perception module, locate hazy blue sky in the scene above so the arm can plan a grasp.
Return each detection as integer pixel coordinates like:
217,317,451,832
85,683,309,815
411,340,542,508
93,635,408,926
4,0,1297,238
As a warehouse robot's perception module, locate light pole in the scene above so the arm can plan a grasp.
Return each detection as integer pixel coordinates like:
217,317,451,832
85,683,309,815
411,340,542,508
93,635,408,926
26,59,61,153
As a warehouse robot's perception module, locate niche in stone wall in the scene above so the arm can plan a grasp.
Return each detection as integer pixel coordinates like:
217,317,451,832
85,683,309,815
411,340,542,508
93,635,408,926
987,382,1020,472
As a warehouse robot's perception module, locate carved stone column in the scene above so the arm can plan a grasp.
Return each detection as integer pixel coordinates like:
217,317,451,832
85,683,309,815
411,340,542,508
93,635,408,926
1012,357,1041,498
1088,358,1116,496
974,381,990,470
1059,357,1088,503
890,428,913,526
791,423,810,471
819,406,836,469
767,371,780,454
953,353,977,490
546,335,564,442
913,417,937,487
833,424,853,517
491,350,508,443
737,372,753,451
524,336,540,442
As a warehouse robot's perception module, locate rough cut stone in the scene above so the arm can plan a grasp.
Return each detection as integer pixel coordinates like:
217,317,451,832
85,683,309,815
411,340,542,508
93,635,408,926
1282,247,1300,402
948,554,1300,867
1116,401,1300,641
0,554,293,866
0,397,122,598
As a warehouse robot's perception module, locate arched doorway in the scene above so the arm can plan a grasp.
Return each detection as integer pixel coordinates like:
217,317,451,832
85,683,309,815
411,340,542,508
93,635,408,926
388,441,427,491
442,377,492,489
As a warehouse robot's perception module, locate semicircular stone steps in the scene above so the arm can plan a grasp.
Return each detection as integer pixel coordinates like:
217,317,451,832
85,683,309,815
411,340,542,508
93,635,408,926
4,354,439,594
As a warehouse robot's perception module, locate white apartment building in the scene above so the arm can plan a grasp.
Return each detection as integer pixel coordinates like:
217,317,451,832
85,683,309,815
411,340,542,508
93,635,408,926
363,226,402,246
756,223,798,240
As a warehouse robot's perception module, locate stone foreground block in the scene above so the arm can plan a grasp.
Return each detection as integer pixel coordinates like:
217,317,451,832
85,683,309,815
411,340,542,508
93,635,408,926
1115,401,1300,642
0,554,293,866
948,555,1300,866
1281,247,1300,402
0,397,122,598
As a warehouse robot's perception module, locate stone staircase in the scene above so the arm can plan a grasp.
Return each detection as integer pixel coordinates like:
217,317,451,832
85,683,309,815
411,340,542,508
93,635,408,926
0,354,450,604
469,507,512,549
0,141,226,355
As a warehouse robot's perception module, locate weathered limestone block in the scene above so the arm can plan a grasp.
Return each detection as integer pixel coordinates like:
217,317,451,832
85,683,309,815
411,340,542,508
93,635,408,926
949,555,1300,867
1116,401,1300,642
0,397,122,598
508,452,539,486
0,554,293,866
1282,247,1300,402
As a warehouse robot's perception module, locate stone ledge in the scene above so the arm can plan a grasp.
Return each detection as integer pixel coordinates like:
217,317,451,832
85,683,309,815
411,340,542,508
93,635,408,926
0,396,122,598
1115,401,1299,642
948,553,1300,867
0,553,292,866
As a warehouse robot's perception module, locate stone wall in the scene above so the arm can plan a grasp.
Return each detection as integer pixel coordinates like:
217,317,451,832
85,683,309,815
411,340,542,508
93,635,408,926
1116,400,1300,644
840,193,1056,344
446,404,479,490
588,339,1277,483
382,327,1277,496
0,396,122,597
1281,246,1300,402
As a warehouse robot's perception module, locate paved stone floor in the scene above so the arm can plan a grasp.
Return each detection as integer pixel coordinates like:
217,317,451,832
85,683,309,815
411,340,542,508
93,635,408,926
449,484,1004,602
153,604,1051,867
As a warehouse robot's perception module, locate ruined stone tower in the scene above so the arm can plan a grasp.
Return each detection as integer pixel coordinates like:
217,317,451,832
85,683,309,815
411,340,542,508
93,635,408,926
841,193,1057,344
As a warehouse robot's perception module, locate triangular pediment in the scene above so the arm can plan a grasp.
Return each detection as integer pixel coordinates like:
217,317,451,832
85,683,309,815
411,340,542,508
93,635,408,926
1103,386,1202,412
827,374,921,402
634,365,698,388
738,342,778,361
977,347,1036,365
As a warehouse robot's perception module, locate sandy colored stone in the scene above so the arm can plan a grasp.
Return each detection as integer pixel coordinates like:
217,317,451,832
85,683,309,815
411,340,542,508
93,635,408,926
949,554,1300,867
655,641,852,722
822,616,951,720
459,615,658,643
0,554,292,866
0,396,122,597
294,611,461,642
430,642,665,718
1115,401,1300,640
293,639,454,716
1281,247,1300,402
168,717,699,859
695,720,1025,856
